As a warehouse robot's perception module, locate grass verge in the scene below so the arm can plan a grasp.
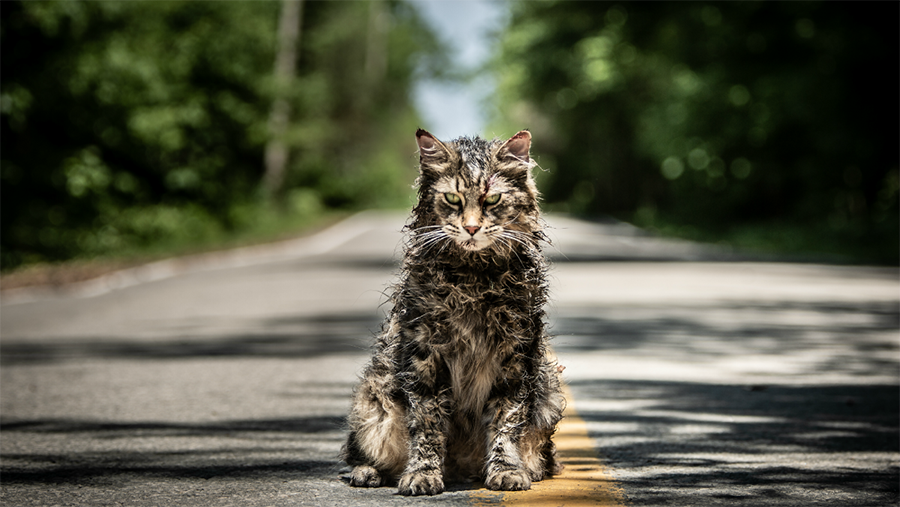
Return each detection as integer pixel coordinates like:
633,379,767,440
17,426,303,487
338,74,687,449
0,206,351,292
629,215,899,266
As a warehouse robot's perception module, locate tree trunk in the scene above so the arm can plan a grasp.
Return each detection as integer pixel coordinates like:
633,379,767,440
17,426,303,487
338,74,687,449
263,0,303,199
365,0,388,87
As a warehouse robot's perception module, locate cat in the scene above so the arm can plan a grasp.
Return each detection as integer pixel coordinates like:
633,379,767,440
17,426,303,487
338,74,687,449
341,129,566,496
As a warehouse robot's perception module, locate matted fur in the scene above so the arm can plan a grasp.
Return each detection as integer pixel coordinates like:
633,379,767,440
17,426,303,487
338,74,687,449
341,129,566,496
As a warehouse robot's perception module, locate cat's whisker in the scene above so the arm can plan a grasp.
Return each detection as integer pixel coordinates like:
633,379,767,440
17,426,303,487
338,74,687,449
412,226,445,235
417,237,441,247
491,234,527,265
493,236,516,259
417,235,450,256
414,227,446,237
499,228,529,239
413,229,447,242
508,226,563,257
500,231,538,251
425,242,450,257
425,229,457,254
412,230,444,248
417,237,443,250
499,233,528,247
411,227,445,241
415,234,445,246
437,236,453,255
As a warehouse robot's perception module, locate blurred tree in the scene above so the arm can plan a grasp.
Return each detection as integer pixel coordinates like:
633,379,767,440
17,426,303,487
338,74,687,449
1,0,445,269
492,1,898,262
263,0,304,198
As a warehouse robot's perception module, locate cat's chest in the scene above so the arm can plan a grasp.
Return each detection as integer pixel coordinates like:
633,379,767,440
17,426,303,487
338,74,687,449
420,269,525,311
435,284,517,339
446,347,500,412
403,265,537,349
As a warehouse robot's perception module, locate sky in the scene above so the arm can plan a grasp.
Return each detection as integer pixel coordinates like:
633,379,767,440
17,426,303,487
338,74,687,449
411,0,507,141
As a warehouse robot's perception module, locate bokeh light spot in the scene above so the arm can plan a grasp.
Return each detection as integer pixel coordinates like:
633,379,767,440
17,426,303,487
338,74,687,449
661,157,685,180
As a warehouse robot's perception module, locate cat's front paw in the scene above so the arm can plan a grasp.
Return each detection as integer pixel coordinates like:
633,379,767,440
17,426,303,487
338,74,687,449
486,469,532,491
349,465,383,488
398,471,444,496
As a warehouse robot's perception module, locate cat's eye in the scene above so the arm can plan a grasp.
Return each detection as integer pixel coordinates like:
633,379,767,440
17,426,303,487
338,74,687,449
444,193,462,205
483,194,501,206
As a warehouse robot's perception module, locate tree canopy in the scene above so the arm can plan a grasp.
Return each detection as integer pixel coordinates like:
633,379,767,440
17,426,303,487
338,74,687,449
3,1,897,269
1,0,444,269
491,1,898,262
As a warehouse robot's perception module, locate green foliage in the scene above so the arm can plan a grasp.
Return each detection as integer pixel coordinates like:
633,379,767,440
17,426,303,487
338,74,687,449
492,1,898,263
1,0,440,270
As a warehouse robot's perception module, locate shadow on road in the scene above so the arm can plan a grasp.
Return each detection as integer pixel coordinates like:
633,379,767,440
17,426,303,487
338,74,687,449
0,312,384,365
1,414,346,485
551,295,899,506
567,379,899,506
551,298,899,381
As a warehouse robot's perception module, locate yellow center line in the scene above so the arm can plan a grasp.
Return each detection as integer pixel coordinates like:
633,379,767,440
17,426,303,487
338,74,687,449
470,386,626,506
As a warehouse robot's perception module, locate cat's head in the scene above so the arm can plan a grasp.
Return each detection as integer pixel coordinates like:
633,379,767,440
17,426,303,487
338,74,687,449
411,129,543,256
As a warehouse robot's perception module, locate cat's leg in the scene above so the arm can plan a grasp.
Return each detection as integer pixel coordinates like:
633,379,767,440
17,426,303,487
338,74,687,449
543,438,565,476
348,463,383,487
484,391,534,491
342,369,409,487
485,350,566,490
395,343,451,496
518,427,562,481
397,389,449,496
518,355,567,480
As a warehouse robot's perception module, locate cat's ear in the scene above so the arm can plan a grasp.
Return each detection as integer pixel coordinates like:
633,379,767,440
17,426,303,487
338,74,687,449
416,128,438,152
416,129,450,172
416,129,449,163
499,130,532,163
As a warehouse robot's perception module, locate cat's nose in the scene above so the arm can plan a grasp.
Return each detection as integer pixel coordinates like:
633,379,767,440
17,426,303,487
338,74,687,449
464,225,480,236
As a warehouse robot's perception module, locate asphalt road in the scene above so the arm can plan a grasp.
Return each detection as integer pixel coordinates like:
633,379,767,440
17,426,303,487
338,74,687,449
2,211,898,506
